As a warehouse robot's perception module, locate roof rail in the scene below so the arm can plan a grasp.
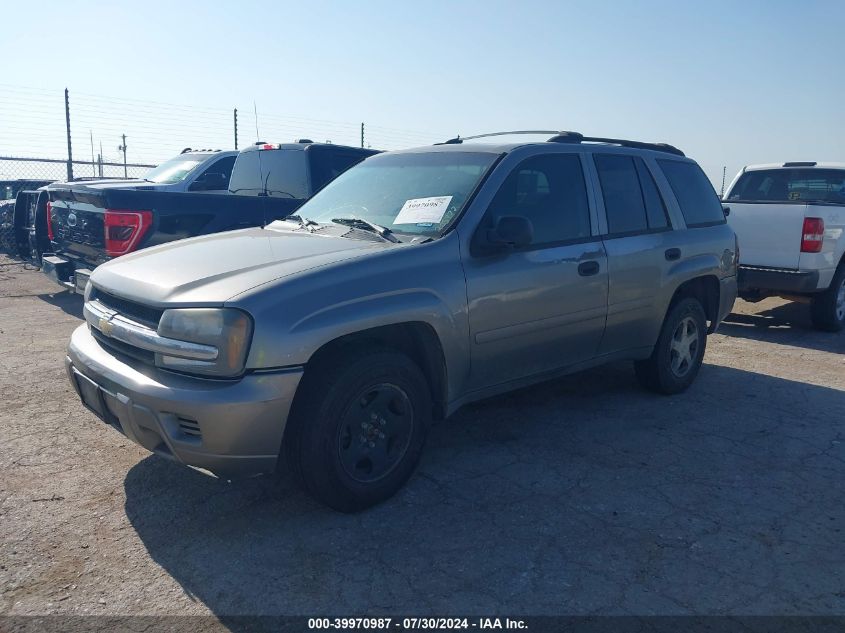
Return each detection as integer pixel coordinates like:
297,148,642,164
547,132,685,156
436,130,685,156
436,130,561,145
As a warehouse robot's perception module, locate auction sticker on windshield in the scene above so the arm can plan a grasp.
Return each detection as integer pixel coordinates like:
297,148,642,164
394,196,453,225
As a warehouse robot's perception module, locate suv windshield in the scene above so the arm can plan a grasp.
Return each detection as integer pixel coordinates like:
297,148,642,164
284,151,499,238
144,154,208,184
728,168,845,205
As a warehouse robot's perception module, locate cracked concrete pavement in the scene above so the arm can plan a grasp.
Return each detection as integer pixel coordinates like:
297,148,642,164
1,253,843,616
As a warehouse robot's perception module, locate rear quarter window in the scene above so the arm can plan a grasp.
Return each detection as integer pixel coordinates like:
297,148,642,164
657,160,725,227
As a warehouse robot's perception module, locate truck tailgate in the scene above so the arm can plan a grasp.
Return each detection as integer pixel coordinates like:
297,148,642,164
728,202,805,269
47,189,109,267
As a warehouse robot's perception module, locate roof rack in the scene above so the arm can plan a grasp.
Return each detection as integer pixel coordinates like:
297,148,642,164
547,132,685,156
437,130,560,145
437,130,685,156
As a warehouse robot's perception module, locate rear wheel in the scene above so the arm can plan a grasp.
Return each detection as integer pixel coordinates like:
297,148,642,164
635,297,707,395
810,265,845,332
284,348,431,513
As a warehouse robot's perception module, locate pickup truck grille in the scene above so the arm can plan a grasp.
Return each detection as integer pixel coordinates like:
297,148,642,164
90,288,164,329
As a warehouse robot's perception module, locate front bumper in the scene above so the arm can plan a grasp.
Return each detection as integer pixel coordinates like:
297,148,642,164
737,265,821,294
66,324,303,478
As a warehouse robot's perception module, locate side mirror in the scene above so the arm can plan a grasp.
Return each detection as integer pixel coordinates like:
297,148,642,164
722,205,731,217
476,215,533,255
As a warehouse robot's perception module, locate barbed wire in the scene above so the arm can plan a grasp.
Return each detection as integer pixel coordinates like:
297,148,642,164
0,83,448,165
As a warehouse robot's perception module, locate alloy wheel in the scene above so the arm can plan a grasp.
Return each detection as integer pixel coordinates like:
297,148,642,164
669,316,699,378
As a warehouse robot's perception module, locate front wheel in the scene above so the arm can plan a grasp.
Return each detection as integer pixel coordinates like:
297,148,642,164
284,349,431,513
635,297,707,395
810,265,845,332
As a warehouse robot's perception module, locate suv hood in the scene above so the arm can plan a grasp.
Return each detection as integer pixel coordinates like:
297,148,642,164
90,227,390,305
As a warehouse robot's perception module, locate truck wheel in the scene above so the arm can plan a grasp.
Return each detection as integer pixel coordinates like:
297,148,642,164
284,349,431,513
635,297,707,395
810,265,845,332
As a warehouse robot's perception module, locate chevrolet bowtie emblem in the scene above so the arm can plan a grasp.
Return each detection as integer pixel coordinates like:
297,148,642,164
99,317,114,337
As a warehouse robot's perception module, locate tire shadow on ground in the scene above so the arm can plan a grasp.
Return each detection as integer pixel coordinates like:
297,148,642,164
719,301,844,354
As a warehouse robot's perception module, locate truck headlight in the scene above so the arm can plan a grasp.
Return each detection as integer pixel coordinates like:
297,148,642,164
155,308,253,377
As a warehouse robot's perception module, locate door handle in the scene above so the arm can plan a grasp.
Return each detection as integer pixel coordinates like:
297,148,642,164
665,248,681,261
577,260,600,276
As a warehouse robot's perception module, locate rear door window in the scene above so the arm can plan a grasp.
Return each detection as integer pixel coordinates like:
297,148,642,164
658,159,725,227
595,154,649,234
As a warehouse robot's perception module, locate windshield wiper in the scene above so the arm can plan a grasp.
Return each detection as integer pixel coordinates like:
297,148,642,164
331,217,400,243
287,214,320,232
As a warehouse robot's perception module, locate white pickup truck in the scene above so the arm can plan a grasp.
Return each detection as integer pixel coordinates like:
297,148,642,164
724,162,845,331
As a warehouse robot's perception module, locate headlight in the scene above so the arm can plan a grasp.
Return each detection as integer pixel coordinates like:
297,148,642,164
155,308,253,377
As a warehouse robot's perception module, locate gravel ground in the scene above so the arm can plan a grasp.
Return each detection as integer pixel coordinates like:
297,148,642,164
1,253,843,617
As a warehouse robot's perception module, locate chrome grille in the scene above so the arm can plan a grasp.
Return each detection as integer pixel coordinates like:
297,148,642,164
91,328,155,364
84,297,217,368
90,288,164,329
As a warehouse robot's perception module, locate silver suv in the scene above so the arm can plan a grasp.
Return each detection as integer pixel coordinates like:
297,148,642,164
67,131,738,512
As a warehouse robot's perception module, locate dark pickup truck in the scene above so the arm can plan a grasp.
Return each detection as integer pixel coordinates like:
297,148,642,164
33,141,377,293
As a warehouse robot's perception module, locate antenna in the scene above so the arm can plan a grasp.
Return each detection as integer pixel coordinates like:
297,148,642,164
720,166,727,197
253,101,266,228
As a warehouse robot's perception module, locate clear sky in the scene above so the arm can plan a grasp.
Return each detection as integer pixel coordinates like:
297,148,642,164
2,0,844,188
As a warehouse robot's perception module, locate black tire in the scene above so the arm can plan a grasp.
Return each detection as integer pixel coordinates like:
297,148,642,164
635,297,708,395
284,348,431,513
810,264,845,332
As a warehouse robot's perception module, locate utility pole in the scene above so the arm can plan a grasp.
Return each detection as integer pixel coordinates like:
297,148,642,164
99,141,104,177
64,88,74,181
90,130,96,177
361,122,364,148
233,108,239,150
118,134,128,178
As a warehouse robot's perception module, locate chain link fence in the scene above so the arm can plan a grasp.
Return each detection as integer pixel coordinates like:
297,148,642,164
0,156,154,255
0,84,447,256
